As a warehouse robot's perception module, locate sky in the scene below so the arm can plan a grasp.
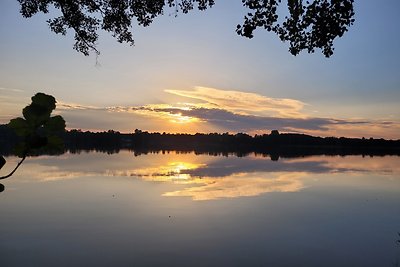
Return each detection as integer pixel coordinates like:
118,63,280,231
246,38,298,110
0,0,399,139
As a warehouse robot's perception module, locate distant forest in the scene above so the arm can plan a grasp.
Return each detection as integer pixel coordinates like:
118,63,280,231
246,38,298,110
1,125,399,159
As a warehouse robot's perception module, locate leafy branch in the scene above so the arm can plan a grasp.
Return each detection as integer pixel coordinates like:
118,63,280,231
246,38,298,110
0,93,66,180
17,0,354,57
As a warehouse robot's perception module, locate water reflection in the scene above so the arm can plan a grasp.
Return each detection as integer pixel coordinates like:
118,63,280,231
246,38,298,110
1,152,400,267
120,161,205,181
4,151,400,200
163,172,305,200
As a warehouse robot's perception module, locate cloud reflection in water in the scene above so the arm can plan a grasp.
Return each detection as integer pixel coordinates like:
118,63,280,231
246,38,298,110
163,172,305,200
5,152,400,200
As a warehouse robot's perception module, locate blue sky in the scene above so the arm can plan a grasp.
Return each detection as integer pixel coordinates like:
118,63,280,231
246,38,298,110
0,0,399,138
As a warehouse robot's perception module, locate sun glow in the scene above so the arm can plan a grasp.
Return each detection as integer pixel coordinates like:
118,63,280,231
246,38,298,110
169,113,199,124
132,161,205,182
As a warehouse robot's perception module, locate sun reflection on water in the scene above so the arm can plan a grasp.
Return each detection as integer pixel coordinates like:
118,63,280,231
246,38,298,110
132,161,205,182
5,152,400,201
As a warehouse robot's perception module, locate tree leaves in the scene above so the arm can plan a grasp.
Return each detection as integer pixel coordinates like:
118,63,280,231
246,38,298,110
8,118,31,137
21,92,56,127
18,0,353,57
31,93,56,111
1,93,64,181
7,93,66,157
237,0,355,57
43,115,66,134
0,156,5,170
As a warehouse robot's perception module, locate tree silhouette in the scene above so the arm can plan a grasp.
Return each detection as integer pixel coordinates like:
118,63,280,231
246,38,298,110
18,0,354,57
0,93,66,180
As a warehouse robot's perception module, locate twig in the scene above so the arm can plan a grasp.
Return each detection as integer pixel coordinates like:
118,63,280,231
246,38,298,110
0,155,26,180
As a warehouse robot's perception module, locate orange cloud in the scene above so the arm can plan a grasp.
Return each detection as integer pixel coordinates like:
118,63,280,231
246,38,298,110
163,172,305,201
33,87,400,139
165,86,306,118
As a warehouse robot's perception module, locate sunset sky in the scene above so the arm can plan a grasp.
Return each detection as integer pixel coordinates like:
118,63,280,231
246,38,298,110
0,0,399,139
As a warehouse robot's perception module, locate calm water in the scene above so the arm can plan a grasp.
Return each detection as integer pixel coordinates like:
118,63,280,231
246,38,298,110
1,151,399,266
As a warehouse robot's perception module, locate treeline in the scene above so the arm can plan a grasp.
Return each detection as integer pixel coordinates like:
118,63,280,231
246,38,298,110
1,125,400,159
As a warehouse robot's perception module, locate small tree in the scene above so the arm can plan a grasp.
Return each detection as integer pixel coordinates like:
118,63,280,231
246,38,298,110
0,93,66,180
270,130,280,136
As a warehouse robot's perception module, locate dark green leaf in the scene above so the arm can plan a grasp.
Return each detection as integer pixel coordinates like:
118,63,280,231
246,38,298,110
8,117,31,136
0,155,5,170
42,136,64,154
44,115,66,134
28,135,48,149
23,104,51,126
13,142,28,158
31,93,56,111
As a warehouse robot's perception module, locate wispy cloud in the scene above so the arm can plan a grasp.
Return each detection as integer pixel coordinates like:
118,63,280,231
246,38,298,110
57,101,104,111
0,87,29,124
54,87,400,138
117,105,370,132
0,87,25,93
166,87,306,118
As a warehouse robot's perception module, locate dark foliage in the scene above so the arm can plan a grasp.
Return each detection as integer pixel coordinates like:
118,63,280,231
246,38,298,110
237,0,355,57
0,156,5,170
0,93,66,180
1,128,399,160
18,0,354,57
7,93,66,157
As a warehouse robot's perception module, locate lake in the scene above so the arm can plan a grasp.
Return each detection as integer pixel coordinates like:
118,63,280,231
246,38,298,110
1,151,399,266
